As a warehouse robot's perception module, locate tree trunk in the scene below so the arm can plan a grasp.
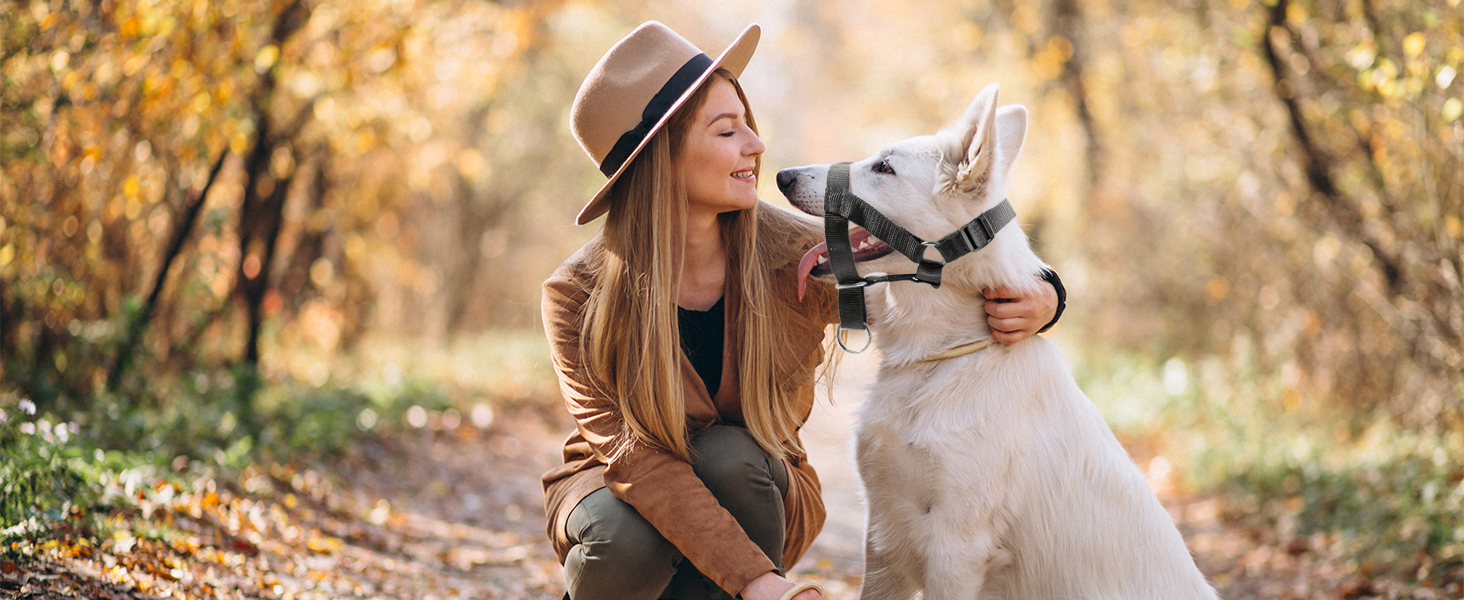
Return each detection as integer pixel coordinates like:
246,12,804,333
107,150,228,391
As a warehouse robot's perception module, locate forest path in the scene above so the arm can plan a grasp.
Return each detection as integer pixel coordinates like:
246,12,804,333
8,351,1421,599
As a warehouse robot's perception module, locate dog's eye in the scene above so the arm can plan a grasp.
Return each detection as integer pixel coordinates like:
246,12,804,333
873,159,896,175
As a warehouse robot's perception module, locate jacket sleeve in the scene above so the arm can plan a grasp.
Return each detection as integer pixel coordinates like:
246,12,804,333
540,273,778,595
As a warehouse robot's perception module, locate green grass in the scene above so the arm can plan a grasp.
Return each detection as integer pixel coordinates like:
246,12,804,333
1075,349,1464,583
0,329,559,540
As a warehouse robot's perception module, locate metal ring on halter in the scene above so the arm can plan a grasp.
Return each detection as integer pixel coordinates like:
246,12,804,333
920,240,947,265
836,325,873,353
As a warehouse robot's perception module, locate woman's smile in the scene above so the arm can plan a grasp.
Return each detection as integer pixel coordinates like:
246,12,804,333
679,78,765,214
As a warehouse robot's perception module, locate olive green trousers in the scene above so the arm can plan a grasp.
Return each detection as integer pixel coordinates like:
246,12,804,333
562,425,790,600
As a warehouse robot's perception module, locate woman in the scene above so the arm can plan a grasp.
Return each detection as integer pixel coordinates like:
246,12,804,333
541,22,1061,600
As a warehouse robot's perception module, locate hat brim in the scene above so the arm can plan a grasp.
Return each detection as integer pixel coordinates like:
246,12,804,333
575,24,761,225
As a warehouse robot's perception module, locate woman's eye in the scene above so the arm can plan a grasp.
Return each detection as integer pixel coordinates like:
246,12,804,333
719,131,736,138
874,159,895,175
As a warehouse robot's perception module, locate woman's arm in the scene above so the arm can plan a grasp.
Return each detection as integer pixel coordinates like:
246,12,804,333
984,269,1066,345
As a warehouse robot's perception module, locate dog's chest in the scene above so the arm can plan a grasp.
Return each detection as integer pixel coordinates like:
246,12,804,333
854,384,983,516
855,420,945,514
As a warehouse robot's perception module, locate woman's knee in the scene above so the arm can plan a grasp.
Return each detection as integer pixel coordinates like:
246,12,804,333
565,489,679,592
690,426,787,498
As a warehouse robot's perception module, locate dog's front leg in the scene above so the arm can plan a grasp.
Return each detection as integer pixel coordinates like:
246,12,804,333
860,521,920,600
921,532,1005,600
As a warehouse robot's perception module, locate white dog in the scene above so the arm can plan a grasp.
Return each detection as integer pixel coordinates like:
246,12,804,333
776,84,1218,599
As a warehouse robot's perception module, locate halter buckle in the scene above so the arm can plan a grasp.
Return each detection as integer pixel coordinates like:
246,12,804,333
959,215,996,254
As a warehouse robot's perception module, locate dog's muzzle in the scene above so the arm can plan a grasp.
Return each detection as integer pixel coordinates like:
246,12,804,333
822,161,1016,353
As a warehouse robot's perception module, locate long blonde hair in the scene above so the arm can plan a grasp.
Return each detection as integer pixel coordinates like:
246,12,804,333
580,70,804,462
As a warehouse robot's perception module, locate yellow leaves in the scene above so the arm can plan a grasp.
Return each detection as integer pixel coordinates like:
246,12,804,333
1205,275,1231,303
1283,388,1301,412
123,175,141,200
956,22,983,50
123,54,148,77
112,530,138,554
1403,33,1426,58
215,79,234,104
0,245,14,269
230,133,250,155
367,46,398,73
1010,4,1041,37
1445,215,1462,240
120,17,142,38
305,535,343,554
309,258,334,287
1444,98,1463,123
50,50,71,73
1345,41,1376,70
1284,2,1307,29
455,149,490,184
1031,36,1075,82
254,45,280,74
191,91,211,113
497,6,539,57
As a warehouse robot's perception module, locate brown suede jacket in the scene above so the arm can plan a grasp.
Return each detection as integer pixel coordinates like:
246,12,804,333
539,202,838,595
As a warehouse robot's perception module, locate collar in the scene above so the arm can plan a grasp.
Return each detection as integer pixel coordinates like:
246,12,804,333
916,338,996,362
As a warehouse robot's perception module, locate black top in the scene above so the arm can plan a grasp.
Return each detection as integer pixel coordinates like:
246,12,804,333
678,296,724,399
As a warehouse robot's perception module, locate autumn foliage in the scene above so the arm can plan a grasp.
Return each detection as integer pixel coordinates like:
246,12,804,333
1,0,1462,591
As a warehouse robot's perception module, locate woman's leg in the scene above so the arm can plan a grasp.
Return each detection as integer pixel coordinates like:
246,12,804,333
563,487,680,600
662,425,792,599
563,426,790,600
689,425,790,571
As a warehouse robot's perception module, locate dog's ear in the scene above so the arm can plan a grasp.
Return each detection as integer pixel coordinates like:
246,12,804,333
993,104,1027,180
949,83,1000,195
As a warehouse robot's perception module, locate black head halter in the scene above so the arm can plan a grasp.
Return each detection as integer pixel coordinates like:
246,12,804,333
823,161,1016,352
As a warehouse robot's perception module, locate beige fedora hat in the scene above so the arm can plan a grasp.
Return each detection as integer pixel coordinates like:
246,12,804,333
570,21,761,225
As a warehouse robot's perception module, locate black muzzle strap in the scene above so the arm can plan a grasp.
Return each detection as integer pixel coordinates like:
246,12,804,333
823,161,1016,352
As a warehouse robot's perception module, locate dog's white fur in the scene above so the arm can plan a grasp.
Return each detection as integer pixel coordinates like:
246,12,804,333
779,85,1218,599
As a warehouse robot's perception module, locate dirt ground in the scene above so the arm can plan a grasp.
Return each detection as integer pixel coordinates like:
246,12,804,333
5,350,1454,599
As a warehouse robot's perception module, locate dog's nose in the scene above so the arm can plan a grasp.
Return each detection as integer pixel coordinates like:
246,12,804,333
775,169,797,194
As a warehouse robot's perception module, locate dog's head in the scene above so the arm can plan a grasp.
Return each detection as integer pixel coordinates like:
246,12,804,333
777,84,1028,297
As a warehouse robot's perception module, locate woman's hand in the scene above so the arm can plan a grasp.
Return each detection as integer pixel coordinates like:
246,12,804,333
984,283,1059,345
740,572,822,600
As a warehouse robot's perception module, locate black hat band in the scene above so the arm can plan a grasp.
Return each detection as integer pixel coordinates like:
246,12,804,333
599,52,713,177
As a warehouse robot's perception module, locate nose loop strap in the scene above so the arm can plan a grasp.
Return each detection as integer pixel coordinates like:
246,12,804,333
821,161,1018,353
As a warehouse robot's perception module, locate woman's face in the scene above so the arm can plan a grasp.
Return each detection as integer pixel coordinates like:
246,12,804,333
677,78,765,214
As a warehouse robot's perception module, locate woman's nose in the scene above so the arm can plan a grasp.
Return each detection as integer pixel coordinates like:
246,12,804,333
745,130,765,156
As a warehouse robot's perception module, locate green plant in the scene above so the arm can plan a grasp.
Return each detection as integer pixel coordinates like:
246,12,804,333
0,396,91,531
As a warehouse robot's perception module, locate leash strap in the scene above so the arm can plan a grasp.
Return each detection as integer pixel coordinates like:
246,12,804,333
824,163,871,348
823,162,1017,352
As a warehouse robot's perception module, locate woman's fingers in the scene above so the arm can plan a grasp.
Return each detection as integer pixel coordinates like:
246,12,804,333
990,329,1023,345
987,316,1029,333
984,285,1052,344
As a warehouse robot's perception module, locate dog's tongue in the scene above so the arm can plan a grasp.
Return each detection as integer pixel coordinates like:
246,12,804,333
796,242,828,301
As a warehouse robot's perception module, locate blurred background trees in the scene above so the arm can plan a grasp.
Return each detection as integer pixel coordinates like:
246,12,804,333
1,0,1461,581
